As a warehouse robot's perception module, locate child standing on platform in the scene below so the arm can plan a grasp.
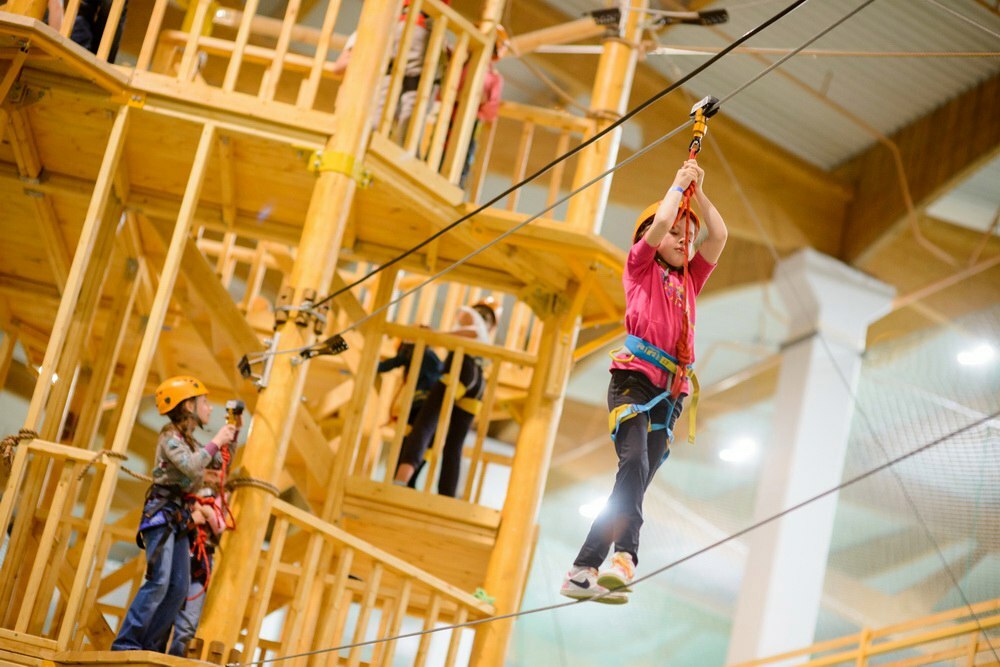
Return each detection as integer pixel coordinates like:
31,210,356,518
393,299,499,497
560,159,727,604
111,376,236,652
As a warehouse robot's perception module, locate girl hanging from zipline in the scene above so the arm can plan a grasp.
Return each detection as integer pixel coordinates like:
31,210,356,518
560,158,728,604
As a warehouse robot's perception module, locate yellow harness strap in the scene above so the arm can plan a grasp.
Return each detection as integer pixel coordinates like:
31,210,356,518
608,342,699,444
456,397,483,416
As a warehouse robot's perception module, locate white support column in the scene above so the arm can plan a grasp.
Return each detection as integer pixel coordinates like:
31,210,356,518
727,248,894,664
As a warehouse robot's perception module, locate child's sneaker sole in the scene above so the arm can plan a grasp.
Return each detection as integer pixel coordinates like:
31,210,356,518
591,590,629,605
597,573,634,593
559,588,628,605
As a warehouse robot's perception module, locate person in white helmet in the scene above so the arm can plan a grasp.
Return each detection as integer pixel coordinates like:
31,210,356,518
393,299,499,497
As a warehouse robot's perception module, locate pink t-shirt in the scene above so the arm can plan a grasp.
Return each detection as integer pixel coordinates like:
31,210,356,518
478,65,503,122
610,240,715,391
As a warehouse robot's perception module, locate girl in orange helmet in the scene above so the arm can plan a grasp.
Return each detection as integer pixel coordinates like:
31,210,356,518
112,376,237,653
561,158,727,604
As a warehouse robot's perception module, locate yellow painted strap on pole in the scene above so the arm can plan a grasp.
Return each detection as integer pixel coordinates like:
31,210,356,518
308,150,374,188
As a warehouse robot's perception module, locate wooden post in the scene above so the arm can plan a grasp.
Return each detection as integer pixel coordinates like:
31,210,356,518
196,0,402,650
469,293,580,667
23,105,130,433
0,330,17,392
40,204,122,443
854,628,871,666
221,0,261,91
71,257,141,450
322,268,398,521
55,121,218,649
564,0,647,234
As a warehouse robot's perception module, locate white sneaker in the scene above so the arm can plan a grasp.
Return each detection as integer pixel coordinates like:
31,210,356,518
560,566,628,605
597,552,635,593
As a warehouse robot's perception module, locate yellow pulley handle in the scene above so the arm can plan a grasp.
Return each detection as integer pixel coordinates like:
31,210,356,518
688,95,720,157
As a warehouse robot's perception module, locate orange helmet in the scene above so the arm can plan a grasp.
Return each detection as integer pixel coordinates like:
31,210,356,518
633,201,700,245
155,375,208,415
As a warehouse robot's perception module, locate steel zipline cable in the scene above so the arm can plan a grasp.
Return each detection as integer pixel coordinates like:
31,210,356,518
315,0,877,341
217,3,1000,664
226,411,999,667
310,0,814,311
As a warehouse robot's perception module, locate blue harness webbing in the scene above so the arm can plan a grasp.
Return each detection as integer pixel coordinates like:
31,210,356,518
608,335,699,446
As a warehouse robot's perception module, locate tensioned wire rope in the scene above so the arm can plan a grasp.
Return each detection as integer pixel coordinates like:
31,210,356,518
311,0,878,343
226,412,998,667
220,2,920,665
720,0,1000,651
701,22,1000,649
308,0,815,312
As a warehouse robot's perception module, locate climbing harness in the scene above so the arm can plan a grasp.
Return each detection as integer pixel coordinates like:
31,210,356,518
184,399,243,598
608,335,700,445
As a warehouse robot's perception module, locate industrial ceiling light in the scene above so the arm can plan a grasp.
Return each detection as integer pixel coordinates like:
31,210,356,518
957,342,996,366
719,436,758,463
579,497,608,519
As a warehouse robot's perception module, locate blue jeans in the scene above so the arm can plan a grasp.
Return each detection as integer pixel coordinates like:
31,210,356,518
167,552,211,657
111,524,190,651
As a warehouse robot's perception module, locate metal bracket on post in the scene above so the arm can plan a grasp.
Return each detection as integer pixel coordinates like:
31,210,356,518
518,284,569,319
274,287,328,335
237,333,280,391
307,150,373,188
273,286,294,330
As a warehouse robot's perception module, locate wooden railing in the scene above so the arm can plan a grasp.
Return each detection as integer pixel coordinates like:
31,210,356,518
373,0,491,182
239,499,493,666
464,101,597,224
48,0,497,188
730,598,1000,667
0,437,136,650
0,438,493,661
194,230,536,509
356,321,535,506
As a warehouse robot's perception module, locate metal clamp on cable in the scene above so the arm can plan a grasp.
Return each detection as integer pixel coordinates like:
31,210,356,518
688,95,720,156
308,150,373,188
291,335,349,366
650,9,728,27
273,287,329,335
237,334,280,391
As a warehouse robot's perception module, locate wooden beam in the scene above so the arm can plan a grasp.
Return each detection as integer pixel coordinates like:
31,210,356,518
4,109,73,291
22,105,130,432
838,73,1000,264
